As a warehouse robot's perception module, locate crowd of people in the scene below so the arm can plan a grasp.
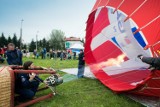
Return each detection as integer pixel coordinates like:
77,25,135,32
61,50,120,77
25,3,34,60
0,42,85,102
32,48,77,60
0,45,78,62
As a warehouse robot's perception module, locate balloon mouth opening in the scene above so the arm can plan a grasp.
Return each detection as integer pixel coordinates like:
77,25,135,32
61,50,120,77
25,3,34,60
90,54,126,71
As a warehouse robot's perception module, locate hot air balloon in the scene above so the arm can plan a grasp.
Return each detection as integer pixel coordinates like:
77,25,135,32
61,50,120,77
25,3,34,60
85,0,160,97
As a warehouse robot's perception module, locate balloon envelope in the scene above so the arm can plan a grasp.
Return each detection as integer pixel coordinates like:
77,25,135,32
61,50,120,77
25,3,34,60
85,0,160,97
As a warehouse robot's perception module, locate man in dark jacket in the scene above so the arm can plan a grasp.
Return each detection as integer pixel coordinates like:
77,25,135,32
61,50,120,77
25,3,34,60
15,61,42,101
77,49,85,78
6,43,22,65
73,52,76,60
138,55,160,70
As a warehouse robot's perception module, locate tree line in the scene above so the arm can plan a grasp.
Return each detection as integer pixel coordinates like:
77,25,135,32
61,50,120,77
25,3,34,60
0,29,65,52
29,29,65,52
0,33,22,48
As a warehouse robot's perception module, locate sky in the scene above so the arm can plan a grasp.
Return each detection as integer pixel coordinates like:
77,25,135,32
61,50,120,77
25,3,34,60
0,0,95,43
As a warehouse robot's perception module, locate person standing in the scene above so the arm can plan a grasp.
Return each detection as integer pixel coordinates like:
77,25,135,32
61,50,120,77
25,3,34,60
6,43,23,65
60,51,64,61
67,51,71,60
41,49,44,59
53,50,55,58
43,48,47,59
33,49,37,59
49,49,53,59
0,47,4,57
77,49,85,78
3,46,7,58
73,52,76,60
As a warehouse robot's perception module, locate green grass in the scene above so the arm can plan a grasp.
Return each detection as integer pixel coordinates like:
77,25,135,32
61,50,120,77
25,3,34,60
1,57,144,107
21,57,144,107
31,78,143,107
23,57,78,70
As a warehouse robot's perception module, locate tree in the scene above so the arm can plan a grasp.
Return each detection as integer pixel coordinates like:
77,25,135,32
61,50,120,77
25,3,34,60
46,41,50,52
0,33,7,47
12,33,18,47
49,29,65,50
41,38,50,51
42,38,47,47
7,36,12,44
22,44,27,49
39,40,42,48
17,38,21,49
81,38,85,43
29,39,36,52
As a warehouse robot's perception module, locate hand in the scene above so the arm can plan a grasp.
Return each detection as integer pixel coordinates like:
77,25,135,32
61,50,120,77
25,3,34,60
83,57,85,60
137,54,143,59
144,45,151,50
47,68,56,73
29,73,36,81
148,65,156,71
43,80,49,86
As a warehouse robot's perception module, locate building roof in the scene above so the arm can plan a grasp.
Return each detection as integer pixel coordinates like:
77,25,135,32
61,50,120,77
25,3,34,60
65,37,81,41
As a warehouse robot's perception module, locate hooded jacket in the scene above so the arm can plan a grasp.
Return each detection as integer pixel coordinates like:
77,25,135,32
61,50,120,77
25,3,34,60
78,52,85,65
6,49,22,65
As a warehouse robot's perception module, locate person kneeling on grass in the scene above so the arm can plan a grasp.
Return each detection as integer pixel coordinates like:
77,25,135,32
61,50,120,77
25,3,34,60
15,61,44,101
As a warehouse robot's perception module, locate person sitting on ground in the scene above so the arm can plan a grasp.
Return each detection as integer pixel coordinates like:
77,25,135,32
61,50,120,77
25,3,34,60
0,55,4,63
138,55,160,70
6,43,23,65
15,61,43,101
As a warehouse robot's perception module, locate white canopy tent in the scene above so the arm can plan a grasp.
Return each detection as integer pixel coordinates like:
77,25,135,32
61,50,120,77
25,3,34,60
69,44,84,55
70,44,84,49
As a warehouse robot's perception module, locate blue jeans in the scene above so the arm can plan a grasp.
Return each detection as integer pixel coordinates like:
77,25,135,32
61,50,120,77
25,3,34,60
77,65,85,78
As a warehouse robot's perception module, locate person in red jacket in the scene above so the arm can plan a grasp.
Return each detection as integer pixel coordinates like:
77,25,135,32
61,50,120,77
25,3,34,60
0,48,4,56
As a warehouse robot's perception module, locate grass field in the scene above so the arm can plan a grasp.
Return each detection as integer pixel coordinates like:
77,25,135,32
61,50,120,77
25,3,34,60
23,57,79,70
31,78,144,107
1,57,144,107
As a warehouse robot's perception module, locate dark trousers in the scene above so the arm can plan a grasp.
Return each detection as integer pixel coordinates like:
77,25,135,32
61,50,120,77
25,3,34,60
15,81,39,100
77,65,85,78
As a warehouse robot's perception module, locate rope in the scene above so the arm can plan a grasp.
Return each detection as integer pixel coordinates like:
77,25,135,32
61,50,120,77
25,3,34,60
113,0,125,14
104,0,110,6
124,0,148,22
